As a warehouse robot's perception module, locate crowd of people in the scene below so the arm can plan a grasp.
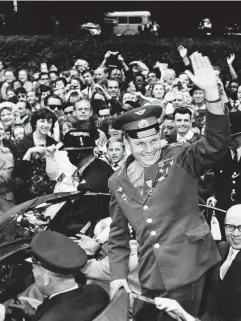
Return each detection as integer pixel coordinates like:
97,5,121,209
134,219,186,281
0,44,241,321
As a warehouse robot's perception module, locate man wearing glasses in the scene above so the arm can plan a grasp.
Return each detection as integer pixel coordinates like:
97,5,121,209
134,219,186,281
44,94,64,142
155,204,241,321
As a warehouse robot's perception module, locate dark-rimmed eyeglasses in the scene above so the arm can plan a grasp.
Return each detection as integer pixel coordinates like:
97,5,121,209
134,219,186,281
48,105,62,111
225,224,241,232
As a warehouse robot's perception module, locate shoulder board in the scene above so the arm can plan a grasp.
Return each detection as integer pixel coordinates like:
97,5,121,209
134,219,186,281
169,142,184,148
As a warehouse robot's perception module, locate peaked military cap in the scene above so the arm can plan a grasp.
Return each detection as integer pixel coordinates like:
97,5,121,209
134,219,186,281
31,231,87,274
112,104,163,139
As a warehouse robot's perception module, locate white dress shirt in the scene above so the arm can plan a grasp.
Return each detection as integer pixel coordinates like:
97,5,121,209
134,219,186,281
220,247,240,280
177,130,194,143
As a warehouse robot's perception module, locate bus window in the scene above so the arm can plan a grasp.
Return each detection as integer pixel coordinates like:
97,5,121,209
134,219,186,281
118,17,128,24
129,17,142,24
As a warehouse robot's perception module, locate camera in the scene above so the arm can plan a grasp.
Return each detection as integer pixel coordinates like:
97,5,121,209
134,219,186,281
106,51,120,68
174,81,183,91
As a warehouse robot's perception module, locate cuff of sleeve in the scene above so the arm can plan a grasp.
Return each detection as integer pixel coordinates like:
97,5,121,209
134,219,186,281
205,105,229,129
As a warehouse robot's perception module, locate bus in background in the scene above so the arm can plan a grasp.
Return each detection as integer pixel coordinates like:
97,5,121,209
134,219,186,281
104,11,152,36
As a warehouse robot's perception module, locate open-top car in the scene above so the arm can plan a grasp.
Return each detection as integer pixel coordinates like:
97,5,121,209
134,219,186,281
0,191,111,303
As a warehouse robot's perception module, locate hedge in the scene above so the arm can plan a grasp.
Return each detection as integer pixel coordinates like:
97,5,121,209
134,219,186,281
0,35,241,81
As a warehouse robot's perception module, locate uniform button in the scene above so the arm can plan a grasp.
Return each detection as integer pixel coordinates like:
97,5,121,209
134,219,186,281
154,243,160,249
147,218,152,224
151,231,156,236
233,181,236,184
143,205,149,210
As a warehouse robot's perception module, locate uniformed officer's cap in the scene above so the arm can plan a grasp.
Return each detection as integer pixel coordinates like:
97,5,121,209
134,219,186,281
30,231,87,274
59,119,98,151
230,111,241,137
112,105,162,139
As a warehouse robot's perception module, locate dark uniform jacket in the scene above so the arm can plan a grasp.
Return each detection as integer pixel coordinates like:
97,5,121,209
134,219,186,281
108,110,230,291
33,284,109,321
54,158,114,237
212,149,241,211
201,242,241,321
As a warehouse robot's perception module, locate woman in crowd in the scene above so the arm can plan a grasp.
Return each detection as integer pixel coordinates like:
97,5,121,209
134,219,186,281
0,120,15,213
12,108,57,204
0,104,15,133
18,69,32,92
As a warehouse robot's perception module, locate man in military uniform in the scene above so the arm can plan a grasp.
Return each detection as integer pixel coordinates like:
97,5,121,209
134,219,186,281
108,52,230,321
207,111,241,239
1,230,109,321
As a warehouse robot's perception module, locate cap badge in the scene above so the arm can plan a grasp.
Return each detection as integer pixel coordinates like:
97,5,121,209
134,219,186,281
134,109,146,116
138,119,149,128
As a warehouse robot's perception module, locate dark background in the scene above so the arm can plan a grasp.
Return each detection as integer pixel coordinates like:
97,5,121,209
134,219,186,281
0,1,240,35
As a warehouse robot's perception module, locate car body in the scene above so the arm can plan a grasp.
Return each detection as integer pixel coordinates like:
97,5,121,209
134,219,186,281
80,22,101,36
0,191,110,303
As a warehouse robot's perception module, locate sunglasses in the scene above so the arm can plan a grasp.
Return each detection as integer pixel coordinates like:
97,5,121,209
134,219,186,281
18,94,26,98
48,105,62,111
64,111,73,115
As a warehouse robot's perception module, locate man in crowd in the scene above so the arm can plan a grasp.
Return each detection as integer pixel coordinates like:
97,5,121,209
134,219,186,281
1,230,109,321
108,52,230,321
155,204,241,321
74,99,92,121
45,118,113,232
207,111,241,239
173,107,200,143
82,69,96,100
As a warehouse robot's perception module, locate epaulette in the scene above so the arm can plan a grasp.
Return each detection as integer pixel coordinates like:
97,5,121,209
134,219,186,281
169,142,185,148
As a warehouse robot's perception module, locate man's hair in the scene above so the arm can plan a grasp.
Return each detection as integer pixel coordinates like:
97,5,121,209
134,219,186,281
134,73,145,81
173,107,192,119
4,68,15,75
148,69,160,79
106,137,125,150
162,114,174,121
44,94,63,107
30,108,57,133
82,69,94,77
15,87,27,96
107,79,119,88
68,91,81,102
70,77,82,86
73,99,91,111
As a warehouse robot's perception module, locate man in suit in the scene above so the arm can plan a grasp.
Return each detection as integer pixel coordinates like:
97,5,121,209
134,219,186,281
0,230,109,321
207,111,241,239
108,52,230,321
45,118,113,234
155,204,241,321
